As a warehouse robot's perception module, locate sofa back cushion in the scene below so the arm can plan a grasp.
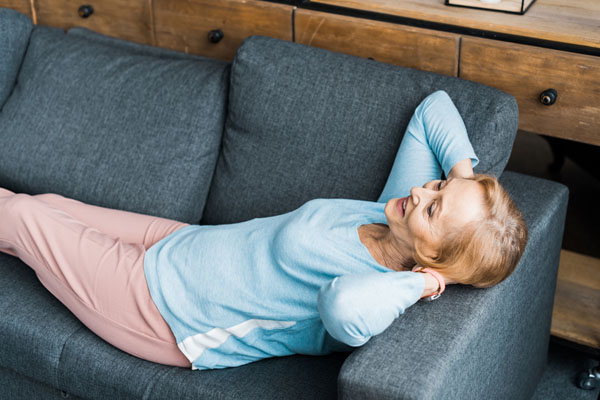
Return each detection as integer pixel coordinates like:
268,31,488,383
201,35,519,225
0,8,32,109
0,25,230,223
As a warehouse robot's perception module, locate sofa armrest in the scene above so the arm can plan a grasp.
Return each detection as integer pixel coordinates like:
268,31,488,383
337,171,569,400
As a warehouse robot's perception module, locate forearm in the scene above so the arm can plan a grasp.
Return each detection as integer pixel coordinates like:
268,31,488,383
420,91,479,177
448,158,474,179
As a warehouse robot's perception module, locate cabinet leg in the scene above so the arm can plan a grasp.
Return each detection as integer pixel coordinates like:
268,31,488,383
577,364,600,390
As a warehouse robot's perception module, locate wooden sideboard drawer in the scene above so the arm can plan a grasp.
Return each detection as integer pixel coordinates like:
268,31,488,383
33,0,153,45
295,8,460,77
460,36,600,146
154,0,293,62
1,1,32,17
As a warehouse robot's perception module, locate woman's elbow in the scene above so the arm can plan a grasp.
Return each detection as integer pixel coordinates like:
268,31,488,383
317,284,370,347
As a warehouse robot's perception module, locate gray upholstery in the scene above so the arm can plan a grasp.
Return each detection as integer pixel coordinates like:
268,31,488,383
201,35,518,225
0,8,568,400
0,8,32,109
0,24,230,223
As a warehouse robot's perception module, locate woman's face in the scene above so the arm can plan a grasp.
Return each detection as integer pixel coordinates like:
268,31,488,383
384,177,486,259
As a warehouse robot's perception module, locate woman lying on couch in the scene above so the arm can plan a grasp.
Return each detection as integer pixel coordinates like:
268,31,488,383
0,90,527,370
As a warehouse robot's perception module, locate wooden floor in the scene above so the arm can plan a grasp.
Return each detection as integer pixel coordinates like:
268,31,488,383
551,250,600,349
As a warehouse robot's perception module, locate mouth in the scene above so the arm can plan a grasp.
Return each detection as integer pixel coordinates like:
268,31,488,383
397,197,408,217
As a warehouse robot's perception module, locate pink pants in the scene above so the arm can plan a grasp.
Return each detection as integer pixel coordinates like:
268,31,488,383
0,187,192,368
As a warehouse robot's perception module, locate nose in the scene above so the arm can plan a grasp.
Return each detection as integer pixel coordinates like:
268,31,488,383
410,185,432,206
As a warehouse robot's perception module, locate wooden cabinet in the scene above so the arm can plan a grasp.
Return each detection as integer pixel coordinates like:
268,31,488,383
33,0,154,45
311,0,599,51
153,0,293,62
0,0,31,17
295,8,459,77
306,0,600,147
460,36,600,146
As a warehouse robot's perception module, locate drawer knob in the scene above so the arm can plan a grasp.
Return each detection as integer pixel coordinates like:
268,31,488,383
208,29,224,44
78,5,94,18
539,88,558,106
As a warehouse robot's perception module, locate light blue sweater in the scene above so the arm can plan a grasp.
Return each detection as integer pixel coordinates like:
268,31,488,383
143,90,479,370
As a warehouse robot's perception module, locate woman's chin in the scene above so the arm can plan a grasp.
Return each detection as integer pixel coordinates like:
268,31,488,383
384,199,397,220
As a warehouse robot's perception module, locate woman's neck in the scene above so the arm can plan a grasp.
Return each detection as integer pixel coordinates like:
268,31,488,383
358,223,414,271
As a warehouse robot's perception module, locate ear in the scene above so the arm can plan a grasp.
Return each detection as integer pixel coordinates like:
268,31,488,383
414,237,439,264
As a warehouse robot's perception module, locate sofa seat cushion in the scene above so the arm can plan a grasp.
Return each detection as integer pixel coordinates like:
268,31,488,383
201,35,519,225
0,253,347,399
0,8,32,109
0,25,230,223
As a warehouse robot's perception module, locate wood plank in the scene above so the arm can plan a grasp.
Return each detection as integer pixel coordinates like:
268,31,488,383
551,250,600,349
460,36,600,146
0,0,32,17
312,0,600,50
154,0,293,62
33,0,154,45
295,8,460,76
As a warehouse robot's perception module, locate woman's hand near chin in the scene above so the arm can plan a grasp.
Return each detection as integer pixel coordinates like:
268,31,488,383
448,158,474,179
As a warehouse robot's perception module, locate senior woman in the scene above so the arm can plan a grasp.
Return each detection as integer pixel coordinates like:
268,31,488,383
0,90,527,371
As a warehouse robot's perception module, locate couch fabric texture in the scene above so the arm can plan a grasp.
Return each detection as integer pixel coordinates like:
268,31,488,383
0,25,230,223
0,8,32,109
0,8,568,400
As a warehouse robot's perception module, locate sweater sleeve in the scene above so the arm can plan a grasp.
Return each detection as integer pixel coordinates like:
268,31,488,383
317,271,425,347
377,90,479,203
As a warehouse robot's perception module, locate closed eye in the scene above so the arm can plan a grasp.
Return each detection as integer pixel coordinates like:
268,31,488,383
428,202,435,217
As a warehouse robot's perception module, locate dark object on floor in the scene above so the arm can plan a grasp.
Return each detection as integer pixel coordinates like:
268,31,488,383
544,136,600,180
578,365,600,390
532,340,600,400
551,338,600,394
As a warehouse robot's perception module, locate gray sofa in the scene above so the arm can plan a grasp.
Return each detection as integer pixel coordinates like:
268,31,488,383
0,8,568,400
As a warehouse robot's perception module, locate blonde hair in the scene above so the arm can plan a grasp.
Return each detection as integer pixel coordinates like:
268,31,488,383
413,174,528,288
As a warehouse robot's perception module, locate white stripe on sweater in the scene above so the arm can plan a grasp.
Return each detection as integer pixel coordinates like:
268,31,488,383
178,319,297,369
